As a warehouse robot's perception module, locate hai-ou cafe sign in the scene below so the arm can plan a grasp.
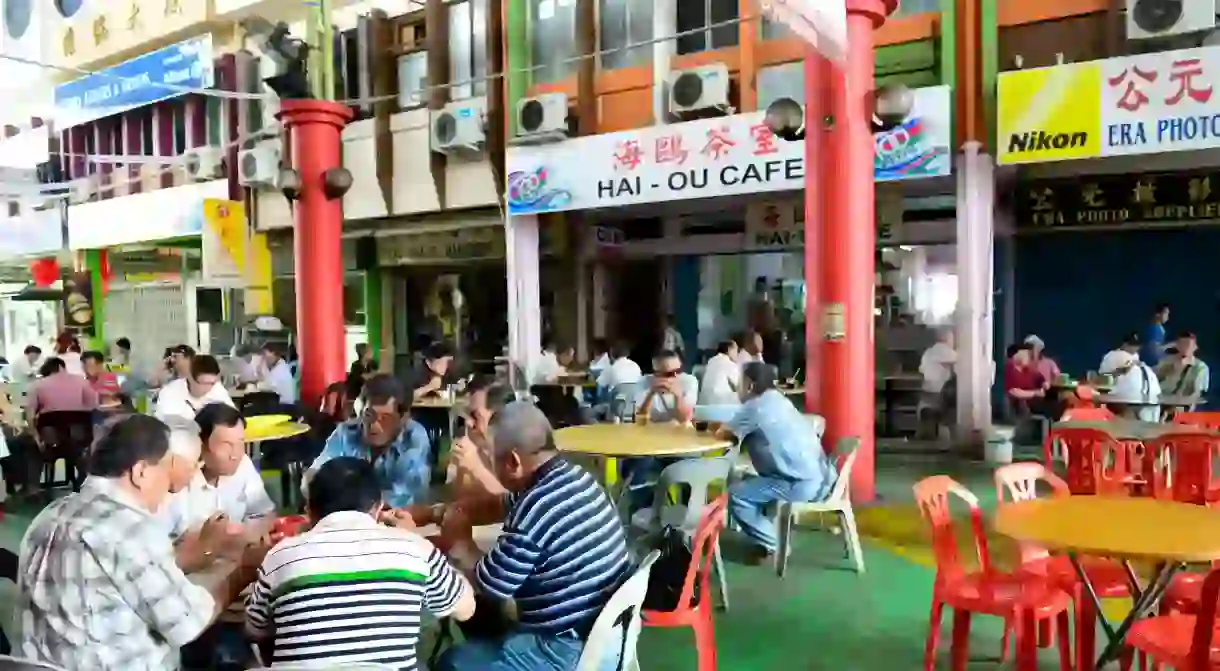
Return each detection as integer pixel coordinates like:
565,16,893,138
505,86,953,216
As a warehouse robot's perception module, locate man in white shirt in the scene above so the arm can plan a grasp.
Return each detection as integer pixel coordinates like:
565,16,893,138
919,329,957,394
596,342,643,391
259,342,297,405
155,355,235,423
588,339,611,373
533,340,575,384
1107,349,1162,421
162,403,276,541
738,330,766,366
699,340,742,406
1100,333,1143,376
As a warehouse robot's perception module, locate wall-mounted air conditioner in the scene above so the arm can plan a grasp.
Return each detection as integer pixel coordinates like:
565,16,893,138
513,93,570,145
1127,0,1216,40
237,144,280,188
67,178,94,205
430,99,486,155
667,63,732,116
184,146,226,182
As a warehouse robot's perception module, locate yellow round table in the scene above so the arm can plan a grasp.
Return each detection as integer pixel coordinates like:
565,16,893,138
996,496,1220,670
244,422,311,444
555,423,732,458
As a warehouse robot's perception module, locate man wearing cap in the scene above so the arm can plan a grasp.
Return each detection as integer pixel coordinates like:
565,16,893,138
1023,335,1061,384
1100,333,1143,376
432,402,630,671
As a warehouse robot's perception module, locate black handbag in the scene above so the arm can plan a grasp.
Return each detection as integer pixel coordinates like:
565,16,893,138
642,526,701,611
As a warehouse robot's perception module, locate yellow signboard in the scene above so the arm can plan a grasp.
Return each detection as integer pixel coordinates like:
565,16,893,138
997,62,1102,165
201,198,273,314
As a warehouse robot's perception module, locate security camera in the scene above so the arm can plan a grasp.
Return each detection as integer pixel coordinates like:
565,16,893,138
763,97,805,142
871,83,914,133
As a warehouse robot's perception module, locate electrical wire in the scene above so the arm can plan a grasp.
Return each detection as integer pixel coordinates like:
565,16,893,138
1,11,764,200
0,13,761,109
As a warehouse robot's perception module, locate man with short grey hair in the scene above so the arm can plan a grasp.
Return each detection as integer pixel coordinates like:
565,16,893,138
434,402,630,671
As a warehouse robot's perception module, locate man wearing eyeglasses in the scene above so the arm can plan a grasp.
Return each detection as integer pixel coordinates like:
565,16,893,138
620,349,700,512
302,374,434,509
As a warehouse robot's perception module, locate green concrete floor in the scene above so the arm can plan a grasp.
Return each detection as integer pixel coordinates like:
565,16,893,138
0,454,1065,669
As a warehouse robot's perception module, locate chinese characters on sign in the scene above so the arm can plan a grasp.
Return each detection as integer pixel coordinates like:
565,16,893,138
1017,171,1220,230
600,121,804,200
1102,47,1220,155
504,86,953,215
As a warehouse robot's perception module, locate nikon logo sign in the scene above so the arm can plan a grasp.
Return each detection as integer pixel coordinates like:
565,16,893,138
1007,130,1089,153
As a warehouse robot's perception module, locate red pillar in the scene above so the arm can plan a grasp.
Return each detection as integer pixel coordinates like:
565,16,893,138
277,99,354,408
802,49,826,417
815,0,897,502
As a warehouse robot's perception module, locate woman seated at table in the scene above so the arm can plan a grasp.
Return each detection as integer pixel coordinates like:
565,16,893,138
703,363,838,565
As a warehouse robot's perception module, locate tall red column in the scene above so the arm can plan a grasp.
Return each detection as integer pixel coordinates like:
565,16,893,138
802,49,827,417
277,99,354,408
815,0,897,502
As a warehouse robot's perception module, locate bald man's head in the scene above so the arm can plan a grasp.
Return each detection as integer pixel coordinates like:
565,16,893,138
488,402,557,491
162,416,202,493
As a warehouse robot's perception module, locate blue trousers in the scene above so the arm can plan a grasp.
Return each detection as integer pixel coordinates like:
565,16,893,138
729,476,825,553
435,629,622,671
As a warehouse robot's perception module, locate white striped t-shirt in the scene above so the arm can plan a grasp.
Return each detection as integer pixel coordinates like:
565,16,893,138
245,510,466,670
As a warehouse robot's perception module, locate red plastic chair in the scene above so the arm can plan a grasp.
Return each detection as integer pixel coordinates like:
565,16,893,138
914,475,1073,671
1047,426,1123,495
1127,565,1220,670
1062,405,1116,421
995,463,1134,671
642,494,727,671
1173,411,1220,431
1144,434,1220,621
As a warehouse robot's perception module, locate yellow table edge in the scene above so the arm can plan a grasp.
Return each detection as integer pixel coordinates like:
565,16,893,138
994,496,1220,564
245,422,311,443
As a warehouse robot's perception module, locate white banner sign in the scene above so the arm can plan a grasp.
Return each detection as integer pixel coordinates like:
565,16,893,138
506,86,952,216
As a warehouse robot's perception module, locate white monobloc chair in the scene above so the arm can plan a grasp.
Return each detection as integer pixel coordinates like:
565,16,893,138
775,437,865,577
630,456,732,611
0,657,69,671
575,550,660,671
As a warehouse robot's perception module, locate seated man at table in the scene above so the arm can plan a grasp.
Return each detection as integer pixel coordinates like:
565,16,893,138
1156,330,1210,399
410,341,456,401
155,354,235,423
1108,349,1162,421
451,381,515,495
621,349,700,511
432,402,630,671
305,374,433,507
163,403,276,542
533,339,576,384
1100,333,1143,377
1005,345,1050,420
712,363,838,564
246,456,475,669
17,414,269,671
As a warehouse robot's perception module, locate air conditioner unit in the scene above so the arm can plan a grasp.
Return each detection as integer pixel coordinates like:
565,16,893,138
237,144,280,188
513,93,570,144
184,146,226,182
430,100,486,155
667,63,731,115
67,178,94,205
1127,0,1216,40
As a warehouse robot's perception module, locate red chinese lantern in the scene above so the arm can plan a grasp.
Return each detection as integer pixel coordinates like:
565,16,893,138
28,258,59,287
97,250,111,295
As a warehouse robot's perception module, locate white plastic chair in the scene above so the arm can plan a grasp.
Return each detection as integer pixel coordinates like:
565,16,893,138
629,456,732,611
0,657,69,670
775,437,865,576
575,550,660,671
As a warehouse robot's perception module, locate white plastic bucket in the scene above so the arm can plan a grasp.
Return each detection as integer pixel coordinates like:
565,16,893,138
984,426,1016,465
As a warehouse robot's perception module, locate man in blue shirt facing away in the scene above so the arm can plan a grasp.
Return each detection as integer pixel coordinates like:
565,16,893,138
714,362,838,564
304,374,433,508
1143,302,1171,365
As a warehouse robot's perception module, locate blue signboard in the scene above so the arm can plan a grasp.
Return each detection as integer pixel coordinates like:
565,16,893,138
54,35,214,128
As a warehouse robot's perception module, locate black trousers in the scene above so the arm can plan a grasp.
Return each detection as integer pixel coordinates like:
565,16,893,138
1,431,41,492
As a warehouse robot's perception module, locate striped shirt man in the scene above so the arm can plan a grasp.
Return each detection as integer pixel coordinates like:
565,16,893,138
245,510,467,670
475,457,632,635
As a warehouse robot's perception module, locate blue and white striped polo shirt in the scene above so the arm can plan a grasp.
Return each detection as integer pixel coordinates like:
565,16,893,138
474,457,631,635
